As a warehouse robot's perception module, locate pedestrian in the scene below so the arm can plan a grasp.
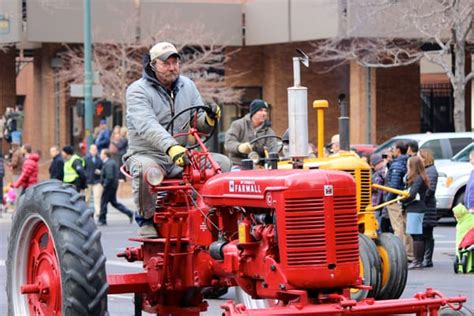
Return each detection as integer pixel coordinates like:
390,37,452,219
85,144,103,218
98,149,134,226
0,149,4,215
329,134,340,155
124,41,230,237
61,145,87,192
49,145,64,181
407,140,419,157
110,126,128,181
8,141,24,183
384,141,413,261
95,120,111,152
401,155,430,269
370,153,391,233
418,149,438,268
224,99,278,166
11,144,39,195
464,150,474,212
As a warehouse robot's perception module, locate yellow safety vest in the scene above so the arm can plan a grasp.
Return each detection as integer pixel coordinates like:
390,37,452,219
63,154,84,183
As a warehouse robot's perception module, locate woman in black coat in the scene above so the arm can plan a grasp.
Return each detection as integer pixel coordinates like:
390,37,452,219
402,156,430,269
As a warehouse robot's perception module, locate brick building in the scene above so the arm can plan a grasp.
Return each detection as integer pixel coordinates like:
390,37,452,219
0,0,472,156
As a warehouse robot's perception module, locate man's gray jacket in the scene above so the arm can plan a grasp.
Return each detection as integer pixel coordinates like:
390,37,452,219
224,113,278,165
124,54,210,165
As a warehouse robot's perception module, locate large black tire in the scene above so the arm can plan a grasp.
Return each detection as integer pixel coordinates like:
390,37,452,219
374,233,408,300
359,234,382,298
350,234,377,301
7,180,108,316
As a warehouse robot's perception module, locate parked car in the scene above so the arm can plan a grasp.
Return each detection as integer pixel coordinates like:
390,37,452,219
435,142,473,217
374,132,473,162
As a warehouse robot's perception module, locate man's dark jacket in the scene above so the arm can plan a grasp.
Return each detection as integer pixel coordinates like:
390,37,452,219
85,154,103,185
49,154,64,181
384,154,408,201
101,158,119,189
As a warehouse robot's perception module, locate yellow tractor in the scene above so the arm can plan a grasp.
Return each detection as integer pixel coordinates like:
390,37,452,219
277,97,409,301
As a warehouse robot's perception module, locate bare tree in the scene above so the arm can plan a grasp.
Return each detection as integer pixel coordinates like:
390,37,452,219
310,0,473,132
56,19,242,111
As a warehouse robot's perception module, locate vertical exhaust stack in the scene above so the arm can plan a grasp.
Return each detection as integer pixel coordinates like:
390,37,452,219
288,49,309,161
338,94,350,151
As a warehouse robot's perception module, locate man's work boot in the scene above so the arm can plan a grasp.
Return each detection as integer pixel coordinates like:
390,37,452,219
422,238,434,268
138,225,158,238
408,240,424,270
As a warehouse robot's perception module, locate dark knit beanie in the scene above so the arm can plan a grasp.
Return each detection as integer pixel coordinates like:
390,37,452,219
249,99,268,117
62,145,74,155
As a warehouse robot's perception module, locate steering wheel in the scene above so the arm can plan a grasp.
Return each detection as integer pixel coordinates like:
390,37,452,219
165,105,217,149
249,134,283,155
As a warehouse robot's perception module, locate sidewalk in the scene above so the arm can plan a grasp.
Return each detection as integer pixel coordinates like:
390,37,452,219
0,180,135,224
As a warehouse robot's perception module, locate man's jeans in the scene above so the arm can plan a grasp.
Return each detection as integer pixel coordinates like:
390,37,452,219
387,202,414,259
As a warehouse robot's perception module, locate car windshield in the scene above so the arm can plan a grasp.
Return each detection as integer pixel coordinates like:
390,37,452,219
451,143,473,162
374,138,413,155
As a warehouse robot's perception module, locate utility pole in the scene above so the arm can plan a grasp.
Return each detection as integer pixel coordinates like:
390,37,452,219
84,0,93,151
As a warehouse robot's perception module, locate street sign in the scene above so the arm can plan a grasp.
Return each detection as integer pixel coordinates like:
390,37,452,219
70,83,103,98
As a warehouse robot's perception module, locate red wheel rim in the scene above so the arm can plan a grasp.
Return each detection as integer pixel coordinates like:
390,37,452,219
22,222,62,315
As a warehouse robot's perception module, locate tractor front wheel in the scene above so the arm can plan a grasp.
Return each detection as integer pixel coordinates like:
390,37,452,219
7,180,108,316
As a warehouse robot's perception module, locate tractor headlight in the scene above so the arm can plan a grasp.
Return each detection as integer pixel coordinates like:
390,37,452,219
145,167,164,186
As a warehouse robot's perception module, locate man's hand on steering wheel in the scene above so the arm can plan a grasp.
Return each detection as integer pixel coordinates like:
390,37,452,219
168,145,188,167
205,104,221,127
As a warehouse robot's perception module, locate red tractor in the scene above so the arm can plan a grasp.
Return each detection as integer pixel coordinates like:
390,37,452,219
6,106,468,315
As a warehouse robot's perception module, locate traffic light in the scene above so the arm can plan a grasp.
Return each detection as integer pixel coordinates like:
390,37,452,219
94,100,112,117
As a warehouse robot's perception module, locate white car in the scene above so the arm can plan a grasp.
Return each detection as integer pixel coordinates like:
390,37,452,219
435,143,473,217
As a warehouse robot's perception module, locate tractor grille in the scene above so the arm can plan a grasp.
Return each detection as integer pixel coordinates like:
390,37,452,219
283,195,358,266
333,195,359,263
284,197,326,266
343,169,371,213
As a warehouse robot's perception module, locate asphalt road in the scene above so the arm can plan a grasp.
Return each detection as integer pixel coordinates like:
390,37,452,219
1,204,473,316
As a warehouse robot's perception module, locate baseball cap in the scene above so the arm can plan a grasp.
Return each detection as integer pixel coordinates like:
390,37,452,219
149,42,181,62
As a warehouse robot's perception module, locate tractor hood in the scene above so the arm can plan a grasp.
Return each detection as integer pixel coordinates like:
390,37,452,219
200,169,355,208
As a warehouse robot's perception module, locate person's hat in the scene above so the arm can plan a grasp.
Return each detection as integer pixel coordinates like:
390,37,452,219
100,119,107,125
249,99,268,117
370,153,383,167
331,134,340,144
149,42,181,62
62,145,74,155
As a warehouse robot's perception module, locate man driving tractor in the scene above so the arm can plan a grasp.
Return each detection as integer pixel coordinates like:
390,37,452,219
124,41,231,237
224,99,279,166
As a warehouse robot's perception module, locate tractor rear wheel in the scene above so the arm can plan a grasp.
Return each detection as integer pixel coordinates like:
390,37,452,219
6,180,108,316
374,233,407,299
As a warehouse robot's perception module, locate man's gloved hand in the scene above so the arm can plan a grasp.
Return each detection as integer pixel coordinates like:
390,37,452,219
205,104,221,126
168,145,188,167
238,142,253,154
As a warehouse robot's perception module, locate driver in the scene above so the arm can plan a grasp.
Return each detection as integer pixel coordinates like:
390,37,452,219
124,41,231,237
224,99,278,166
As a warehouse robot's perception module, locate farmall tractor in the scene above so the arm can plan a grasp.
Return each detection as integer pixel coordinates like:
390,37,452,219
6,57,468,316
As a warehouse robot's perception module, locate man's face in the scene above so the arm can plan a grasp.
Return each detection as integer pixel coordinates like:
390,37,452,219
61,151,68,160
251,108,268,126
100,150,107,161
153,55,180,87
50,147,57,158
89,145,98,156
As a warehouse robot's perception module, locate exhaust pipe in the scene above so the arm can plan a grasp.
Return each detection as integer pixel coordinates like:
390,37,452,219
338,94,350,152
288,49,309,160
